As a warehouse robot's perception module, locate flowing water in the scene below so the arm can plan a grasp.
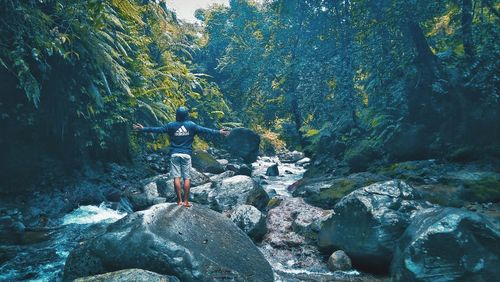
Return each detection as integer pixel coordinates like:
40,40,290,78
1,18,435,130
1,156,362,281
0,203,126,281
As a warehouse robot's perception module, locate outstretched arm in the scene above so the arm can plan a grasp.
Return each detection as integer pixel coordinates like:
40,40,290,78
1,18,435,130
133,123,168,133
196,125,230,137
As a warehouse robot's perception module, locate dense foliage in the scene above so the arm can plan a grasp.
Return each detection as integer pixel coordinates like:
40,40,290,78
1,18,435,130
0,0,231,186
1,0,498,188
197,0,499,170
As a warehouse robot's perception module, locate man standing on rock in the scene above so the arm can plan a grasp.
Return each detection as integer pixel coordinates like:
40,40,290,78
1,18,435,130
133,106,230,207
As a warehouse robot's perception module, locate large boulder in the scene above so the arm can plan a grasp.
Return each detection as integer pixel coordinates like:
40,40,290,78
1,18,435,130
74,269,180,282
227,205,267,241
391,207,500,281
292,172,389,209
209,175,269,212
265,197,332,247
191,150,224,174
63,203,274,282
225,128,260,163
209,170,235,184
259,197,333,275
318,180,433,272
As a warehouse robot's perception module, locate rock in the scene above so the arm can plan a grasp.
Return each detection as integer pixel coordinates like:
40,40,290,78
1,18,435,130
225,127,260,163
265,164,279,177
227,205,267,241
279,150,305,163
296,157,311,166
318,180,433,272
63,203,274,282
152,169,210,202
226,163,240,173
10,221,25,233
217,159,229,166
74,269,180,282
125,180,166,211
105,188,122,202
209,170,235,184
189,183,212,205
260,197,333,275
265,198,332,247
327,250,352,271
189,168,211,187
209,175,269,212
237,164,252,176
391,207,500,281
192,150,224,174
293,172,389,208
343,140,381,172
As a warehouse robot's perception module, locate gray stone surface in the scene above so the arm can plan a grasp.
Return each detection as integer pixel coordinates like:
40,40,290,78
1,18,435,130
63,203,274,282
391,207,500,281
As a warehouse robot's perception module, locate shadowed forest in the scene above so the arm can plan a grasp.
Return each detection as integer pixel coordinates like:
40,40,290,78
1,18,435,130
1,0,498,183
0,0,499,281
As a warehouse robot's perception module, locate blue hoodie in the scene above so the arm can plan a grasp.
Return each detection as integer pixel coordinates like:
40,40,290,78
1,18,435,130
142,121,219,155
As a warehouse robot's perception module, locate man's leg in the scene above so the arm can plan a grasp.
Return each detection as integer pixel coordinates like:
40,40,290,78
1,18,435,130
173,177,183,205
183,178,191,207
170,154,183,206
180,154,193,207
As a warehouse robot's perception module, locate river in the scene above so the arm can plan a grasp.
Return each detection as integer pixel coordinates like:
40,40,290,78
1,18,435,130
0,156,362,281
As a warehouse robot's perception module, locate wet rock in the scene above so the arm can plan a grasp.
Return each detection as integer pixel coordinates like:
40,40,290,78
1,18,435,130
227,205,267,241
265,164,279,177
237,164,252,176
63,203,273,282
105,188,122,202
318,180,433,272
226,163,240,173
279,150,305,163
296,157,311,166
391,207,500,281
293,172,389,208
74,268,180,282
209,170,235,184
265,197,332,247
209,175,269,212
10,221,25,233
192,150,224,174
327,250,352,271
225,127,261,163
260,198,333,276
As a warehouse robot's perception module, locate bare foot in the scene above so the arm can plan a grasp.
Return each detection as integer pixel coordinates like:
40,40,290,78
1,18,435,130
177,202,183,206
183,201,192,207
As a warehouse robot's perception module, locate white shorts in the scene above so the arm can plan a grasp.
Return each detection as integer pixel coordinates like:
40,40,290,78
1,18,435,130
170,153,191,179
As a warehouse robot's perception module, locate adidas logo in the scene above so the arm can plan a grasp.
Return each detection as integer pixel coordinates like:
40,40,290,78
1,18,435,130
174,125,190,136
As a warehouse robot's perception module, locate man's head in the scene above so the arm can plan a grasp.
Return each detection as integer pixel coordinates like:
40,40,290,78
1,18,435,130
176,106,189,122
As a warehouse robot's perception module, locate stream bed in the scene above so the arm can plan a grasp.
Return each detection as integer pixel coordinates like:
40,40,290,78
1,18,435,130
1,157,366,281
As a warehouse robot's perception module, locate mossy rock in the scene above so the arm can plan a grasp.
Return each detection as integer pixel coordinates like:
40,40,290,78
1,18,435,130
267,197,282,210
299,173,389,209
461,176,500,203
343,140,380,172
413,184,465,207
191,150,224,174
447,146,478,162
